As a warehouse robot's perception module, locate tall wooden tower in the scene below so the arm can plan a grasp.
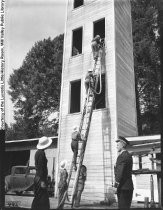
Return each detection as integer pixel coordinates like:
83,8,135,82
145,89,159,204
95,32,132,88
56,0,138,202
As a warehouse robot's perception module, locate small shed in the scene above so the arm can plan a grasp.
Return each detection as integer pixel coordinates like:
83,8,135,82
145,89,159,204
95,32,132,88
127,134,161,205
5,137,58,179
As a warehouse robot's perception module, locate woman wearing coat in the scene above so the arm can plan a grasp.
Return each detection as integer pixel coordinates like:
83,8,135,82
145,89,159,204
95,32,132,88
31,136,52,210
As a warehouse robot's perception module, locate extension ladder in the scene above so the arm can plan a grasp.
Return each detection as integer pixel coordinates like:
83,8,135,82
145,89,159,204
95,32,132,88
57,49,103,209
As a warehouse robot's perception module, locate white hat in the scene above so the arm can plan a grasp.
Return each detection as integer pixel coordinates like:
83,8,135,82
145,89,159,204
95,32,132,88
88,69,93,72
37,136,52,150
60,160,67,169
73,125,79,132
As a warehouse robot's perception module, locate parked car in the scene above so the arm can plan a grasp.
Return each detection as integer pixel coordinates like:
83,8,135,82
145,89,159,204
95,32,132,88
5,165,54,196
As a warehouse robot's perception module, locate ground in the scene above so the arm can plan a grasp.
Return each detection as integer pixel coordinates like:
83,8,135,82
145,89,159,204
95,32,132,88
4,192,162,209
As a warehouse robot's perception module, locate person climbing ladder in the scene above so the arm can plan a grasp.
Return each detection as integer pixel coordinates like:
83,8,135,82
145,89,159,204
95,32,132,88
71,126,82,171
91,34,102,61
84,69,94,96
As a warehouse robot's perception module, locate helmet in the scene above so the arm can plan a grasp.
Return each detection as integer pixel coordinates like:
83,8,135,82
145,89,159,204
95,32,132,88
95,35,100,40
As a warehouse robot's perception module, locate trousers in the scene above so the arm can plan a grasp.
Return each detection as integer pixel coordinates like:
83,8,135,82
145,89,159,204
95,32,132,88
71,140,78,166
74,189,83,207
117,190,133,210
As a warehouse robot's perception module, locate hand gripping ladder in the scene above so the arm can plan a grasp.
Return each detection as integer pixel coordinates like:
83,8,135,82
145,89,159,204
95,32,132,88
57,53,102,209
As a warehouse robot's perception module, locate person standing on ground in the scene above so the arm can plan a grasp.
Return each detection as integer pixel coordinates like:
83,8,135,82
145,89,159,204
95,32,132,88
74,165,87,208
31,136,52,210
113,136,134,210
71,126,81,171
57,160,68,209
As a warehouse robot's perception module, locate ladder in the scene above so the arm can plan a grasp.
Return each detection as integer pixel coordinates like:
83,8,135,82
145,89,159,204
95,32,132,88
57,50,103,209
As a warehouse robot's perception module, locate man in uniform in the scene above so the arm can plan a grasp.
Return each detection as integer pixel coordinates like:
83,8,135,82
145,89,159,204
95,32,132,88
113,136,133,210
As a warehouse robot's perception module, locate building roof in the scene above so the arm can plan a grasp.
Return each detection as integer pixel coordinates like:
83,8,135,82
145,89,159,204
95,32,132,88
5,134,161,155
5,136,58,151
126,135,161,156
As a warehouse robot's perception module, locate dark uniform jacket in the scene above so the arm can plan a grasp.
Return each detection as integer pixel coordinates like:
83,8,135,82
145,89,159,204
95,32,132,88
35,149,48,182
114,150,133,190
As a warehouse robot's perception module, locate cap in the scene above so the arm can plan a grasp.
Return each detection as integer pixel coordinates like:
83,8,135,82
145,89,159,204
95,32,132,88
116,136,129,145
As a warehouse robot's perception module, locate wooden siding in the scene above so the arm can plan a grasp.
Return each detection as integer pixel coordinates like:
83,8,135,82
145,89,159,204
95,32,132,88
57,0,137,202
58,109,114,201
114,0,138,138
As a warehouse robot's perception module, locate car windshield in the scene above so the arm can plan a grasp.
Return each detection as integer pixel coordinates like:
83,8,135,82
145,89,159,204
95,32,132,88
15,167,26,174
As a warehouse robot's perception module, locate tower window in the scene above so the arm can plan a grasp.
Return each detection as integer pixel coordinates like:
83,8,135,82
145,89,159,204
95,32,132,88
72,27,83,56
94,74,106,109
70,80,81,113
93,18,105,40
74,0,83,9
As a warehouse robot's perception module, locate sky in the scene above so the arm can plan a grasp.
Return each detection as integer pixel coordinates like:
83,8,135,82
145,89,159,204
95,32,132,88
5,0,67,125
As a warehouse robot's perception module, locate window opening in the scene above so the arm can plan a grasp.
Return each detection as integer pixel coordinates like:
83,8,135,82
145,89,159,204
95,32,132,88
70,80,81,113
74,0,83,9
94,74,105,109
93,18,105,41
72,27,82,56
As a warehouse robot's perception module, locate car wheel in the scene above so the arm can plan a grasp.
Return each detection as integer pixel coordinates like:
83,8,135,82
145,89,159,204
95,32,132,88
15,191,23,196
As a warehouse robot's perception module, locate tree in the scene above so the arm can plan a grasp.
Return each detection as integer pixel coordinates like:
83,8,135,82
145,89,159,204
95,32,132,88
8,34,64,140
5,123,28,141
131,0,161,135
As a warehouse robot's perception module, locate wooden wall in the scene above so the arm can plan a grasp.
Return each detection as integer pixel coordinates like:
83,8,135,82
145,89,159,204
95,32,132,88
114,0,138,138
56,0,137,202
